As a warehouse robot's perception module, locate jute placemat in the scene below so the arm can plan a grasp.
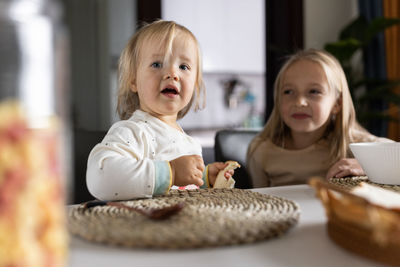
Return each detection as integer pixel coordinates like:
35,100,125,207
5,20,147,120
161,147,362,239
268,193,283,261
68,188,300,249
329,176,400,193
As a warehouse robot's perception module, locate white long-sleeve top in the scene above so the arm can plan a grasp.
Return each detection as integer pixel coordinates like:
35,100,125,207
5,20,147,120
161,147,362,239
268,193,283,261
86,110,207,201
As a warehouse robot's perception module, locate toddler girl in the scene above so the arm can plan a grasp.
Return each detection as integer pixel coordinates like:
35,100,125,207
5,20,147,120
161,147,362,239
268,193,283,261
247,49,392,187
86,20,233,200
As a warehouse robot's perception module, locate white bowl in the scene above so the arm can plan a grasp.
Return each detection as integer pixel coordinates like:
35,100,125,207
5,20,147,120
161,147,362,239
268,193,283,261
350,142,400,185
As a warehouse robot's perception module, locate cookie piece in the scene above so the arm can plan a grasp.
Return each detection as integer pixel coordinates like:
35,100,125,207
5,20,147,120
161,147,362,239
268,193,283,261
213,161,240,189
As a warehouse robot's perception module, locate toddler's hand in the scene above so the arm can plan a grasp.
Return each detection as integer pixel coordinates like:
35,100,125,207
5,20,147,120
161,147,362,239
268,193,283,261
326,158,365,179
208,162,234,186
170,155,205,186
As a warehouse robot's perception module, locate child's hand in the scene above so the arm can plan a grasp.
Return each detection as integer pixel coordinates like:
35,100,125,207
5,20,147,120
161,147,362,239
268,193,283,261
170,155,205,186
326,158,365,179
208,162,234,186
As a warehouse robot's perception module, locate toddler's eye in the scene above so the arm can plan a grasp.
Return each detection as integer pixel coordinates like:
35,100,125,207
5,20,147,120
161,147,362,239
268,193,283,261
179,64,190,71
309,89,321,95
151,62,162,68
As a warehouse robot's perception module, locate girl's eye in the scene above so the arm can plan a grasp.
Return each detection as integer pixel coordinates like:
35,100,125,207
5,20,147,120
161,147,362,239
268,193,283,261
282,89,293,95
151,62,162,68
179,64,190,70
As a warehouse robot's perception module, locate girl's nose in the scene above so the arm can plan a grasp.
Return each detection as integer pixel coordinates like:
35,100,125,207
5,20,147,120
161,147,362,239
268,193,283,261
295,95,308,106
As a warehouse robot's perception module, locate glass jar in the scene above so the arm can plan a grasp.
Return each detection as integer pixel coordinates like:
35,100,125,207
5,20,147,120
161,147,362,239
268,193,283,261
0,0,69,266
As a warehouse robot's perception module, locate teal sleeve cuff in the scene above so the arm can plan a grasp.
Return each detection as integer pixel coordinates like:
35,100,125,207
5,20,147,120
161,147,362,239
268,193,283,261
154,161,172,195
200,165,211,189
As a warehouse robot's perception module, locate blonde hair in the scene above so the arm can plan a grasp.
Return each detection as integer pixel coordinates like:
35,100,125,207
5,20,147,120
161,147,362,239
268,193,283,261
117,20,205,120
256,49,370,164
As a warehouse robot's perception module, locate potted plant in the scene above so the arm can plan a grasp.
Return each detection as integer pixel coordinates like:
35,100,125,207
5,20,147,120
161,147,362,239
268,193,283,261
324,16,400,133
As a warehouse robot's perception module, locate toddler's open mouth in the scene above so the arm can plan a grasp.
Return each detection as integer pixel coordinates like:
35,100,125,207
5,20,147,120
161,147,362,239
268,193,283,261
161,86,179,97
161,88,178,94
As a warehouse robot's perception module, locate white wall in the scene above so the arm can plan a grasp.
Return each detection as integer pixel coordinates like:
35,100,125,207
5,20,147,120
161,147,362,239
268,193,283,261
179,73,265,130
108,0,137,124
162,0,265,74
304,0,358,49
108,0,136,58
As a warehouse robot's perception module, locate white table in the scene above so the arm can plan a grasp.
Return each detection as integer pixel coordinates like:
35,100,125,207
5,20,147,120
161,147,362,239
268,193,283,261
68,185,382,267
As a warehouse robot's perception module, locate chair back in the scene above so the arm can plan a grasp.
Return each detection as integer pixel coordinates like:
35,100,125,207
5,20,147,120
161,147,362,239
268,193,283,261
214,129,259,189
73,129,107,204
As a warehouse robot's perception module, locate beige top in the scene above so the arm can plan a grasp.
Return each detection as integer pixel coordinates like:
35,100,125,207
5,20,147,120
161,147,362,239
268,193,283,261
247,138,331,187
247,132,393,188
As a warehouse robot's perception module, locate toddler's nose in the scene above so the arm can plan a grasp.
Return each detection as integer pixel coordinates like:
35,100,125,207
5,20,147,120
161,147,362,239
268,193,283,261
163,69,179,81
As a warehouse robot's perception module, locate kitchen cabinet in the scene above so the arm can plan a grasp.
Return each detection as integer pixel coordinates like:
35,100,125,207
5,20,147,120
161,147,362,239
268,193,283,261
162,0,265,74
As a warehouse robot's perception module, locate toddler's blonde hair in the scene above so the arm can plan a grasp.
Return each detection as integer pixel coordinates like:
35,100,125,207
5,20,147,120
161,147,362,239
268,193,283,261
257,49,370,164
117,20,205,120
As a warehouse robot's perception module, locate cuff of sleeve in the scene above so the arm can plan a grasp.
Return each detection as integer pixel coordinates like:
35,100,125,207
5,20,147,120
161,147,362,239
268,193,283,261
154,161,173,195
200,165,210,189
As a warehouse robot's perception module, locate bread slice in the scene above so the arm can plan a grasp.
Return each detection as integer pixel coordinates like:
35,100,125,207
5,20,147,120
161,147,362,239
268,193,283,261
213,161,240,189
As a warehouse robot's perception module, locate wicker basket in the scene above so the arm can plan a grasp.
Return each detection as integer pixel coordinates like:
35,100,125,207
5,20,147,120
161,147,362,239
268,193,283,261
309,178,400,266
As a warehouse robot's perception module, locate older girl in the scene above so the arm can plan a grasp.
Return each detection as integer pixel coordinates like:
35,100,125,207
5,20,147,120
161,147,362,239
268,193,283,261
247,49,391,187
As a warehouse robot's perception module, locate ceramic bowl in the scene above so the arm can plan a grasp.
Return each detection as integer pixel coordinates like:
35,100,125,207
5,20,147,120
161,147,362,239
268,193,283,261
350,142,400,185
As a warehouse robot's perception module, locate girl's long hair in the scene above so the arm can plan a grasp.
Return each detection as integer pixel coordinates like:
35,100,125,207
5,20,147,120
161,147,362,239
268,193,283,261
252,49,370,164
117,20,205,120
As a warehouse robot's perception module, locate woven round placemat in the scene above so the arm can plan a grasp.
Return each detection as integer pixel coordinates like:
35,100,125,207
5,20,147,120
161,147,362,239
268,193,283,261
68,188,300,249
329,176,400,193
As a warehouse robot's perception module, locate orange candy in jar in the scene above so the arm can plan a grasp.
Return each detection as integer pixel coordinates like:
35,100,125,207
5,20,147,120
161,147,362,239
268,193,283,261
0,102,68,267
0,0,69,266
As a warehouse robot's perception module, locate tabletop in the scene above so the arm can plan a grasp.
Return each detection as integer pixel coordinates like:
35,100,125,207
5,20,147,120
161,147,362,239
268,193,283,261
68,185,383,267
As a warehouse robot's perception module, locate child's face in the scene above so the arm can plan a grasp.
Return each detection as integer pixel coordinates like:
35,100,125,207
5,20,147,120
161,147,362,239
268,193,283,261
131,31,198,120
279,59,340,136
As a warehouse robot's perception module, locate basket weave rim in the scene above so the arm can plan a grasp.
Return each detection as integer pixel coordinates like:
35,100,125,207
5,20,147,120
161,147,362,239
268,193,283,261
329,176,400,193
313,177,400,265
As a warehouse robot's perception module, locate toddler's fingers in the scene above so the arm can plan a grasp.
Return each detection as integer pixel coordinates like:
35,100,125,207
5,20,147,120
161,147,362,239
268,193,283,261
197,163,205,172
193,177,204,186
193,155,204,164
214,162,228,170
193,154,203,160
224,172,231,179
192,169,203,180
224,170,234,178
193,156,205,171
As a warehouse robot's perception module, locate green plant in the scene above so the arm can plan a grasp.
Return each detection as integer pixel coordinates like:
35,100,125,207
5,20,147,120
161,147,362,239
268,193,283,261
324,16,400,129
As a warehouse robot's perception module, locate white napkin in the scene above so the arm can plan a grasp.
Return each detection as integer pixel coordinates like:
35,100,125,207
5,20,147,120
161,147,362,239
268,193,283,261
352,182,400,209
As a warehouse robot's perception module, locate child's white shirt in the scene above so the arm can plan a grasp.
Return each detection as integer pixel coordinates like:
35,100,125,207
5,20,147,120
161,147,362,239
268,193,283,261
86,110,205,201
